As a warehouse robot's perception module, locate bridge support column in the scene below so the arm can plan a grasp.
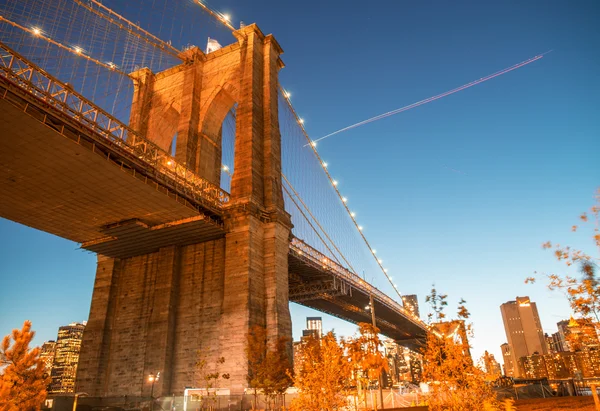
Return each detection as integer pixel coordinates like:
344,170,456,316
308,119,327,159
76,23,291,397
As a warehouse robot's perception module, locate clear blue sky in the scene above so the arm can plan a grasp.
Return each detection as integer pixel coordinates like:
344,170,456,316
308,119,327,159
1,0,599,366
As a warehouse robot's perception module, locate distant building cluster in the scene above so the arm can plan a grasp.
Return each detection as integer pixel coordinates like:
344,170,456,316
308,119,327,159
39,322,86,394
294,305,425,387
383,338,423,386
499,296,600,380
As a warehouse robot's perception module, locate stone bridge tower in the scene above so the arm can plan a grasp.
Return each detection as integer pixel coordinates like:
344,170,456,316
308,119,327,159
76,24,292,397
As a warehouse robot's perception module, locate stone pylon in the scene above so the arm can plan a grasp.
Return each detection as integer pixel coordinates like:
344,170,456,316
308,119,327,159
76,24,292,397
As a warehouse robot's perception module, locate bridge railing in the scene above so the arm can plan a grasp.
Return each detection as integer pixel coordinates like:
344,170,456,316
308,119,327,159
290,237,425,329
0,41,229,212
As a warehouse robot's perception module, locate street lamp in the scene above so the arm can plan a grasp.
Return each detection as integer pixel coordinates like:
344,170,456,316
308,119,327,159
148,372,160,411
366,296,385,409
72,392,88,411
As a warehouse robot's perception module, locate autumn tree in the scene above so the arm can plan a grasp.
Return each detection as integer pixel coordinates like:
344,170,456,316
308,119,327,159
526,189,600,326
422,288,499,411
245,325,292,410
0,321,50,411
344,323,389,410
290,331,351,411
194,347,230,410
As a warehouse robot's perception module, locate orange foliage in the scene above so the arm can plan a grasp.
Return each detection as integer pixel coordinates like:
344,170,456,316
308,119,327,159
422,289,499,411
290,332,351,411
528,189,600,324
0,321,50,411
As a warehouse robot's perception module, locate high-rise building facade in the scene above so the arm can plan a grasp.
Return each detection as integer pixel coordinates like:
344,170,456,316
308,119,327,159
483,351,502,379
402,295,420,319
501,343,514,377
306,317,322,339
39,341,57,376
50,322,86,393
500,296,547,378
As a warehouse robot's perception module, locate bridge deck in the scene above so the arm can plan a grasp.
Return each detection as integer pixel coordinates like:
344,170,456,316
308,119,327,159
0,41,428,346
0,78,225,255
289,238,427,347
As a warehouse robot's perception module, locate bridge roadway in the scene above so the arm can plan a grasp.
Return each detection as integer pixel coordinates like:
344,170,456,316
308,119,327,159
0,42,427,347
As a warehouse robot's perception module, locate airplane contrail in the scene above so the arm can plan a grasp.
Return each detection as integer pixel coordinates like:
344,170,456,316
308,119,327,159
308,51,552,146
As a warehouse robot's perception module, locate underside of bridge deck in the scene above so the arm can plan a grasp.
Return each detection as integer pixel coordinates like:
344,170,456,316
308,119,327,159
0,80,225,258
288,251,427,349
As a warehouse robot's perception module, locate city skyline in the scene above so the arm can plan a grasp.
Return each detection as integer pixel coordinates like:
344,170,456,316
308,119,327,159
1,0,599,368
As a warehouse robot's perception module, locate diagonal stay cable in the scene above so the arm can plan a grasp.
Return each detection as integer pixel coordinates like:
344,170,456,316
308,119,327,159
282,173,358,276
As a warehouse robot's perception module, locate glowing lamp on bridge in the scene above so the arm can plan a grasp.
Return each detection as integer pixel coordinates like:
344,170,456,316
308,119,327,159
350,211,355,217
32,27,42,36
342,197,347,203
298,118,305,125
222,165,229,172
283,90,291,99
106,62,116,70
310,141,317,147
73,46,83,54
323,162,328,168
222,13,231,21
358,226,363,231
384,269,389,273
332,180,338,186
166,160,173,166
372,249,377,254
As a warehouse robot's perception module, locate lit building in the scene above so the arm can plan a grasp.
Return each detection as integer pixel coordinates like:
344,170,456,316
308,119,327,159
382,339,420,386
39,341,56,376
563,317,599,352
519,354,548,379
305,317,322,339
482,351,502,379
556,320,571,351
500,296,548,377
402,295,420,319
49,322,86,393
501,343,514,377
550,332,566,353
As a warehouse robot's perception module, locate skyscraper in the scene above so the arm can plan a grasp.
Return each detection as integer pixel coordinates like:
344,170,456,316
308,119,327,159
49,322,86,393
39,340,56,376
500,296,547,378
402,295,420,318
305,317,322,339
501,343,514,377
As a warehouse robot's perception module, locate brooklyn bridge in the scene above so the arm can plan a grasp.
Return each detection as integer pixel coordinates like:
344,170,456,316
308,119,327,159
0,0,427,396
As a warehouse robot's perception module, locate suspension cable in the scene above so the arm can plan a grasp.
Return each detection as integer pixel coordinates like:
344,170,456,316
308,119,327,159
71,0,183,60
0,16,131,77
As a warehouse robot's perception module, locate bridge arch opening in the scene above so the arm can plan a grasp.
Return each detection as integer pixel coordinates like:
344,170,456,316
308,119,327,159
199,84,238,192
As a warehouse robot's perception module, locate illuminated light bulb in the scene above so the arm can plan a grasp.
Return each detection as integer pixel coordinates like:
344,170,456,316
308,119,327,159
378,259,383,264
310,141,317,147
222,165,229,171
32,27,41,36
384,269,389,273
299,118,305,124
358,226,363,230
342,197,348,203
73,46,83,54
107,62,116,69
222,13,231,21
166,160,173,166
284,90,291,99
333,180,338,186
323,162,328,168
373,249,377,254
350,212,356,217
